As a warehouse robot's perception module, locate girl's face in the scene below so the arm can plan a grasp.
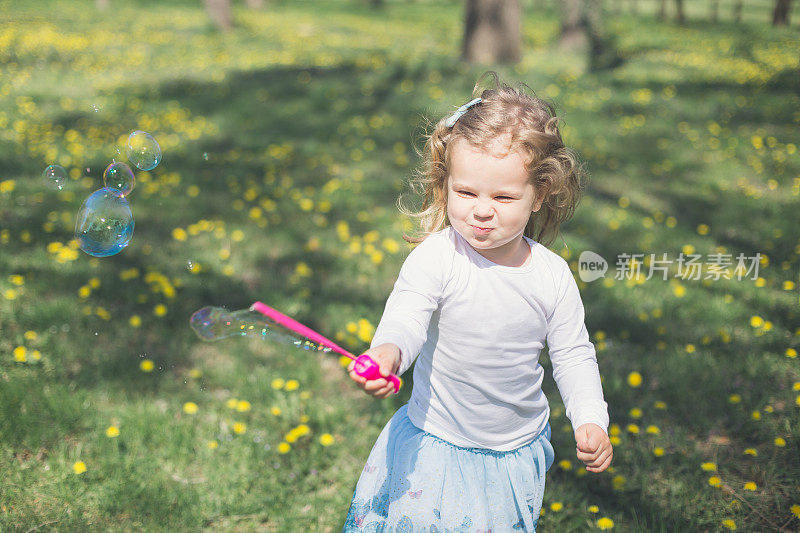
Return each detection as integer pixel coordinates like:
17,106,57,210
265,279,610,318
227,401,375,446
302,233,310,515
446,137,543,267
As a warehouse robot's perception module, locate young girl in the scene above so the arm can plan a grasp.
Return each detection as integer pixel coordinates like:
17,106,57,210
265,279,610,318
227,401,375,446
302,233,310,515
343,73,612,532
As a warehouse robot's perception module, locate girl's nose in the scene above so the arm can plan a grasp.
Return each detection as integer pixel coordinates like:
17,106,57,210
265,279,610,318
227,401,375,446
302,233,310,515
473,200,493,219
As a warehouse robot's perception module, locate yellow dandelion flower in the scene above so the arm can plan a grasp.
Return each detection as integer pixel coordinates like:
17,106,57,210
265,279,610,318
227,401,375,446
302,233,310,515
708,476,722,487
701,462,717,471
673,284,686,297
271,406,282,416
233,422,247,434
271,378,285,389
654,401,667,410
319,433,335,446
774,437,786,447
796,394,800,407
612,475,626,490
627,371,642,387
154,304,167,317
278,442,291,454
609,424,621,436
129,315,142,327
183,402,198,415
653,447,665,457
225,398,238,409
172,227,187,241
629,407,642,419
685,344,696,353
558,459,572,470
743,482,757,491
550,502,563,512
140,359,154,372
23,330,36,340
790,504,800,518
752,410,761,420
189,369,202,379
73,461,87,475
645,425,660,435
231,230,244,242
786,348,797,358
78,285,91,299
31,350,41,361
596,517,615,530
13,346,26,362
236,400,251,412
105,426,120,438
588,505,599,513
743,448,757,456
8,275,24,286
728,394,741,404
357,319,375,343
697,224,709,235
626,424,639,434
208,440,219,449
750,316,764,328
285,379,300,391
300,391,311,400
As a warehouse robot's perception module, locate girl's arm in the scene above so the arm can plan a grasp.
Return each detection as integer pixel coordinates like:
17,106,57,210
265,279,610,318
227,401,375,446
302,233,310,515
370,235,449,376
546,258,609,435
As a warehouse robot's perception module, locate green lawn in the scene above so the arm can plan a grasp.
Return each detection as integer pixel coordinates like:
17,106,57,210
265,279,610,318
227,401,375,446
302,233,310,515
1,0,799,530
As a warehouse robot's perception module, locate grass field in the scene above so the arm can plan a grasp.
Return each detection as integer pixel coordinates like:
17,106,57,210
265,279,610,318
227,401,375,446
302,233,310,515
1,0,799,530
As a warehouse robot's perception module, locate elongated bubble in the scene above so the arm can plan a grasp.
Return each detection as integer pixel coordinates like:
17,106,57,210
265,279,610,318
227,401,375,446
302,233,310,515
189,306,332,353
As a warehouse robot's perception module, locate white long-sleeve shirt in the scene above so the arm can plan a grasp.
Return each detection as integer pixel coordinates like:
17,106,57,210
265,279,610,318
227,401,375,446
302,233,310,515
371,226,609,451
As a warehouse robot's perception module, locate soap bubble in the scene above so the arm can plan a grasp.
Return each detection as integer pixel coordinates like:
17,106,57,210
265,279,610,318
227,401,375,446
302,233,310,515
75,187,134,257
43,165,67,190
103,162,135,197
90,104,100,112
126,130,161,171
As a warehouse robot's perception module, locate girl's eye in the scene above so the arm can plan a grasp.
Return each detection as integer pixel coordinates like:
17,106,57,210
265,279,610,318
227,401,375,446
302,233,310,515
457,190,476,197
496,196,513,201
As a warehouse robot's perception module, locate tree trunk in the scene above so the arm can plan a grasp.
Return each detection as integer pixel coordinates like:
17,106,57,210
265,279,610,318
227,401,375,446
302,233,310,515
675,0,686,23
462,0,522,64
772,0,792,25
658,0,668,20
710,0,719,22
583,0,623,71
205,0,233,32
732,0,743,22
559,0,585,49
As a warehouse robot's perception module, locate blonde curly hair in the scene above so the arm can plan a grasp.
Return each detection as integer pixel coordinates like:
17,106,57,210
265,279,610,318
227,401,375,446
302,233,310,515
402,72,586,248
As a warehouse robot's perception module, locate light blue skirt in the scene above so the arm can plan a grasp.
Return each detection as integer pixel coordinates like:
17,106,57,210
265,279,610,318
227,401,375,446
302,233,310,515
343,404,554,532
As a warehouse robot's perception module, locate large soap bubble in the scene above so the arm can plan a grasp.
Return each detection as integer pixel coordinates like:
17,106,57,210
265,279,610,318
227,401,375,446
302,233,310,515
75,187,135,257
126,130,161,171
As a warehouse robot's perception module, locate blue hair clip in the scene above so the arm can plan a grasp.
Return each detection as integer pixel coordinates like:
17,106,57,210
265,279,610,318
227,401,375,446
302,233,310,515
444,97,482,128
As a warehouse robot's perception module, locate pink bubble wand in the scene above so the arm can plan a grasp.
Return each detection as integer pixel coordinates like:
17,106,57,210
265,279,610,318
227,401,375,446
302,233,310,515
190,301,401,394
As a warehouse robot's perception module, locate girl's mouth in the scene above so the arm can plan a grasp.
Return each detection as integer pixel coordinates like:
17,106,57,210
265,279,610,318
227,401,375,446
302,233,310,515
470,225,493,235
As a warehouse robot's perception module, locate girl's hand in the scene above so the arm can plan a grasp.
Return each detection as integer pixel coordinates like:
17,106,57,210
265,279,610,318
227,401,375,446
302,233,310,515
348,343,401,399
575,423,613,473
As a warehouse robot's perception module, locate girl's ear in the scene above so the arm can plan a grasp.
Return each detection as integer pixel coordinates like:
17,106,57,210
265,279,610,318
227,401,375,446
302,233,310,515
532,186,547,213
